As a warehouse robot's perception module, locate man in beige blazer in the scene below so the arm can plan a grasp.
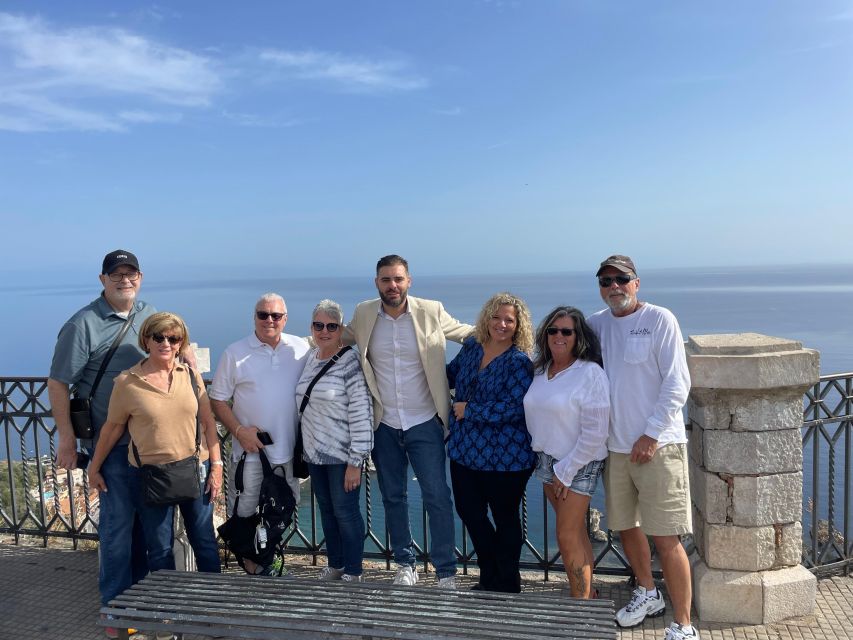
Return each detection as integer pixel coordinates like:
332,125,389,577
344,254,472,588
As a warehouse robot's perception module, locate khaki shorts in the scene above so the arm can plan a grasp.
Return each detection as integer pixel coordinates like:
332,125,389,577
604,443,692,537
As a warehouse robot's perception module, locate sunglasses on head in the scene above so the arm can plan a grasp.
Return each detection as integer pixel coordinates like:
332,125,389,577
151,332,182,345
312,321,340,332
546,327,575,337
256,311,286,321
598,274,636,288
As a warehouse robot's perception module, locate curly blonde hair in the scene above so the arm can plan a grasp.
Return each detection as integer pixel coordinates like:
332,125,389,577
473,292,534,354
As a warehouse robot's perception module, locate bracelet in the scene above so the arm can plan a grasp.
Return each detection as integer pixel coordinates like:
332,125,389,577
234,424,244,436
210,460,224,466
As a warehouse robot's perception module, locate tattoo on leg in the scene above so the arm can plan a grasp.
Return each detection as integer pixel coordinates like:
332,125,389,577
568,564,587,596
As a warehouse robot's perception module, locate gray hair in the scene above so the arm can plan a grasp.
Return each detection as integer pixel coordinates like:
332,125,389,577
312,299,344,324
255,292,286,310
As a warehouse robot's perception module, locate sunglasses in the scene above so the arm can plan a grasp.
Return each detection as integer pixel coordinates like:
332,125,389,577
312,322,340,332
546,327,575,337
150,333,182,345
598,274,636,287
256,311,286,321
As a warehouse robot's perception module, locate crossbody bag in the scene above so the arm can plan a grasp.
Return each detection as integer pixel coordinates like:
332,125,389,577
69,312,136,439
292,346,353,479
131,366,202,506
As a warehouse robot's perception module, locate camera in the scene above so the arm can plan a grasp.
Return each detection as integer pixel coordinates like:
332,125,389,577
257,431,274,446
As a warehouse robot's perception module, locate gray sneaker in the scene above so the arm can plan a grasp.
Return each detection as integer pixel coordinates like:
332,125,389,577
319,566,345,581
341,573,364,583
392,565,418,586
437,575,457,590
616,586,666,627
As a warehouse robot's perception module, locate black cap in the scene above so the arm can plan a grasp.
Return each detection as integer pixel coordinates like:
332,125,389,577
596,255,636,277
102,250,140,275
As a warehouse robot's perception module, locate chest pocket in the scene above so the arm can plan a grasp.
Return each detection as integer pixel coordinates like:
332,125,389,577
624,337,651,364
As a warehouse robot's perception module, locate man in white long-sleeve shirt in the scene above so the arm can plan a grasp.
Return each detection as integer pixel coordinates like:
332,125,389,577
587,255,698,640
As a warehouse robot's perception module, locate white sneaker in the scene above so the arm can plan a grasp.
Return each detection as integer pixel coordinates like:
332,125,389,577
437,575,457,590
664,621,700,640
341,573,364,583
318,566,345,581
392,565,418,586
616,585,666,628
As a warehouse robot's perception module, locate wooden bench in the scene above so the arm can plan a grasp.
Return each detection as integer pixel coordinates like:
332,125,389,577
101,570,618,640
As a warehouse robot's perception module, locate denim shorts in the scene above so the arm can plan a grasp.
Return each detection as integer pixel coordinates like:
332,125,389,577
534,453,606,498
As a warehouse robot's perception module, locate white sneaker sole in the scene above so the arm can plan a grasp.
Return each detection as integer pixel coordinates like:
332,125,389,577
616,602,666,628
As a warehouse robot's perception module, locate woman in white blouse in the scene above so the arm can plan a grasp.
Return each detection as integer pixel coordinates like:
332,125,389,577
522,306,610,598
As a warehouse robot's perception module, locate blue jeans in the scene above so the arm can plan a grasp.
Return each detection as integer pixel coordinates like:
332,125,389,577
96,445,148,606
129,460,221,573
372,417,457,578
309,463,365,576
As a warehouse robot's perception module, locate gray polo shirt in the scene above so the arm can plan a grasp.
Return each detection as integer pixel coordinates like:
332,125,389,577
50,294,156,445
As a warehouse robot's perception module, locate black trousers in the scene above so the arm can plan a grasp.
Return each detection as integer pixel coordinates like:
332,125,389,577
450,461,533,593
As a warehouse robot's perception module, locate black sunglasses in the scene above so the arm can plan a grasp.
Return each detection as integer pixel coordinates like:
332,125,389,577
546,327,575,337
151,332,182,345
256,311,286,321
598,274,636,287
312,321,340,332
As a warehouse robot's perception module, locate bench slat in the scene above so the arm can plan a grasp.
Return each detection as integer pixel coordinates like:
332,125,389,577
102,571,618,640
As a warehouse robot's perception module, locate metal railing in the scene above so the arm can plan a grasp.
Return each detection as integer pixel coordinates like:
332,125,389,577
802,372,853,576
2,374,850,577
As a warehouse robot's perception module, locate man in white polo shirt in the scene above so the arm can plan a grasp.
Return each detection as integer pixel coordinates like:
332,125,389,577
587,255,697,640
209,292,310,575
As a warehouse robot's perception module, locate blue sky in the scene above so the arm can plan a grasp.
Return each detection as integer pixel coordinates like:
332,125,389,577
1,1,852,278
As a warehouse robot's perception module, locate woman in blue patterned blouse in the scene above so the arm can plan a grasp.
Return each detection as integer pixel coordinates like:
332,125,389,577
446,292,536,593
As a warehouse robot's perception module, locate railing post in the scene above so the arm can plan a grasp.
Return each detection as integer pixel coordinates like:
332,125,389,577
685,333,819,624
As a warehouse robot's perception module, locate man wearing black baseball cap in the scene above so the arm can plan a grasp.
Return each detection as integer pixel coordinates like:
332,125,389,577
48,249,156,637
587,255,697,640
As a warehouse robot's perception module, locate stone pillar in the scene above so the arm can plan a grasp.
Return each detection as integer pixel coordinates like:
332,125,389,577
686,333,818,624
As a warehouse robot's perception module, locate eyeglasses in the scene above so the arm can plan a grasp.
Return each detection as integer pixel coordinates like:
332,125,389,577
256,311,286,321
312,322,340,332
150,333,182,345
107,271,140,282
598,274,636,288
546,327,575,337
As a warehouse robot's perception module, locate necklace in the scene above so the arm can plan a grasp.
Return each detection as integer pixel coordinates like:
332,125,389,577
547,358,576,380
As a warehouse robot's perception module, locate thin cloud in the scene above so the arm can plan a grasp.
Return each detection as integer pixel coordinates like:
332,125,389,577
258,48,427,92
220,110,308,128
118,109,183,124
433,106,462,116
0,12,220,132
827,8,853,21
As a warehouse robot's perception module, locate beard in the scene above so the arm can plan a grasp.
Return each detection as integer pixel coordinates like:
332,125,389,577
605,291,636,314
379,290,407,308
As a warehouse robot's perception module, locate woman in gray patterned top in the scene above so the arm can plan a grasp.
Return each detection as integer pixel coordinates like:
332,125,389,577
296,299,373,582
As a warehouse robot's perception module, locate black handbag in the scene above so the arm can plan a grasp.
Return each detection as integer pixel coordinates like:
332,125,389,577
131,367,202,506
217,449,296,573
293,346,352,479
70,313,136,439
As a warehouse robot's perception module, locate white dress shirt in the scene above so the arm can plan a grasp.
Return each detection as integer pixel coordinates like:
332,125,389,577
368,305,436,430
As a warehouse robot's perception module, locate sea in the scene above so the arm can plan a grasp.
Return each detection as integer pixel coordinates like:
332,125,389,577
1,264,851,561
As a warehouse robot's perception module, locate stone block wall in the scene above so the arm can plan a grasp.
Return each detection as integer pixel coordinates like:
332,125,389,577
686,333,819,624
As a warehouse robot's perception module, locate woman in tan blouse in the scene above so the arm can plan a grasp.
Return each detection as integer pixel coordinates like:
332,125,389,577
88,312,222,573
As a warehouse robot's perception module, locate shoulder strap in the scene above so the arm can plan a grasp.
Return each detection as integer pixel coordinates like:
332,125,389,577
131,364,201,467
298,346,352,414
83,312,136,400
231,451,248,514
